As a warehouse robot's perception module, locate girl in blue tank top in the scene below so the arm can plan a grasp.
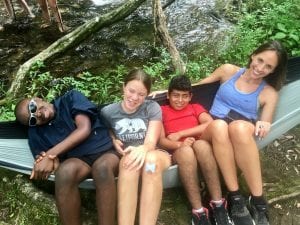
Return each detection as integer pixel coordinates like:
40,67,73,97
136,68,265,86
195,40,288,225
210,67,266,122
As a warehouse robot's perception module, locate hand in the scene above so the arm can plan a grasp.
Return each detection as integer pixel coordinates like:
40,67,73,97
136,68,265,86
35,151,47,163
112,138,125,155
122,146,146,171
255,121,271,139
148,90,167,98
167,132,182,141
30,154,59,180
182,137,195,147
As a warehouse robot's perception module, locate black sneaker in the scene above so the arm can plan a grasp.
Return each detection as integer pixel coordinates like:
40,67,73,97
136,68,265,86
228,194,255,225
249,198,270,225
210,199,232,225
192,208,212,225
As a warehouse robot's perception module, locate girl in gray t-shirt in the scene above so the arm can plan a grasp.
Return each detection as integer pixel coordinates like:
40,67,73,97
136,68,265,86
101,69,171,225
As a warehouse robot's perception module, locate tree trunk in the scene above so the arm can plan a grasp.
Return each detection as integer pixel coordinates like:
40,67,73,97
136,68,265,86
153,0,186,74
1,0,146,104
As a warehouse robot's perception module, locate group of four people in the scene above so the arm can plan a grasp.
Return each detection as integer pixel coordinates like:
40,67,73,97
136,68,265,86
14,40,288,225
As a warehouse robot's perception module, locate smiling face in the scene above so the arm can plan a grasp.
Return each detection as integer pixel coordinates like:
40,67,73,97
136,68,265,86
248,50,279,80
168,89,192,111
16,98,55,126
122,79,148,113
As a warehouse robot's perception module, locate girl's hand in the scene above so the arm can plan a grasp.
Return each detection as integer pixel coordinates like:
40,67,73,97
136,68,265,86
112,138,125,155
122,146,146,170
255,121,271,139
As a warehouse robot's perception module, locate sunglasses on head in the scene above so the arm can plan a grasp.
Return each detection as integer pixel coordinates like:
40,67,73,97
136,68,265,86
28,99,37,126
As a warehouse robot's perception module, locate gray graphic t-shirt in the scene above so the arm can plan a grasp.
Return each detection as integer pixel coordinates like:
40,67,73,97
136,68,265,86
101,100,162,148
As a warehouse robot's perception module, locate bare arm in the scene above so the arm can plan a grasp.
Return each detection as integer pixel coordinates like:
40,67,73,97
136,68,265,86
123,120,162,170
31,114,92,179
194,64,240,86
255,86,278,138
167,112,213,141
159,125,182,151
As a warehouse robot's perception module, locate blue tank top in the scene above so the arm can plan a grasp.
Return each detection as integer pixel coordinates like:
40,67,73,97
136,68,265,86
210,68,266,121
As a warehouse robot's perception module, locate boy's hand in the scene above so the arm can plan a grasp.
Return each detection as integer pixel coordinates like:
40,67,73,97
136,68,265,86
167,132,182,141
182,137,195,147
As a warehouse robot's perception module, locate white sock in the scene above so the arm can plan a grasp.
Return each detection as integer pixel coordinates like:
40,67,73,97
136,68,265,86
211,199,223,207
193,207,205,213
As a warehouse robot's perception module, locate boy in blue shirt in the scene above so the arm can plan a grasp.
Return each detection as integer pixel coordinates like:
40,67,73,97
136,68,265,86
15,90,119,225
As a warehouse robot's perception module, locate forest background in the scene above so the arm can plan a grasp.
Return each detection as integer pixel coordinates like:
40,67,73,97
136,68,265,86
0,0,299,224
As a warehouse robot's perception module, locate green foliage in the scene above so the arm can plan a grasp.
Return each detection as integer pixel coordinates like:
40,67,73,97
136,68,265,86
0,171,59,225
219,0,300,61
24,61,126,105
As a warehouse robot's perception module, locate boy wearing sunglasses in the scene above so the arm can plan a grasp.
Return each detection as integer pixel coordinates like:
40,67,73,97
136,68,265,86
14,89,119,225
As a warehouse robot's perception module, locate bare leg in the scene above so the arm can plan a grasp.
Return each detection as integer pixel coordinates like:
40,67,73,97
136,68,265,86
47,0,66,32
92,152,119,225
3,0,15,19
173,145,203,209
139,150,171,225
193,140,222,201
17,0,35,17
118,155,141,225
55,158,91,225
202,119,239,192
229,121,263,196
37,0,51,27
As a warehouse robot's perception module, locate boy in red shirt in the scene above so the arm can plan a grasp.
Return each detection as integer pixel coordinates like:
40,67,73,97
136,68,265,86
159,75,231,225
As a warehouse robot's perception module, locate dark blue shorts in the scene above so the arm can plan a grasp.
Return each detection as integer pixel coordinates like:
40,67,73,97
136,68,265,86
69,149,121,167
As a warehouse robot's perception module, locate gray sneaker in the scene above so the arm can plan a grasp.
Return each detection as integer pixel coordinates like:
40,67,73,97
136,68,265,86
210,199,232,225
228,194,255,225
191,208,212,225
249,198,270,225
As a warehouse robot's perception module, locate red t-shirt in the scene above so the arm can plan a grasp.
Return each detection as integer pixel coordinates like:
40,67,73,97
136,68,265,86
161,104,207,137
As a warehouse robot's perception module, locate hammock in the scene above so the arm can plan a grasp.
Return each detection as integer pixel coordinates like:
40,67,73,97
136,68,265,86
1,57,300,189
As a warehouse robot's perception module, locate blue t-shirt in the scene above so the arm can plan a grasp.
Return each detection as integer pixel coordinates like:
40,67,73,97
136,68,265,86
28,90,113,159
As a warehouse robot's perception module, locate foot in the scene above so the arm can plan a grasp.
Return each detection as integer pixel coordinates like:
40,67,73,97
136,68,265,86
192,208,212,225
57,23,70,33
210,199,232,225
40,22,51,29
249,197,270,225
228,194,255,225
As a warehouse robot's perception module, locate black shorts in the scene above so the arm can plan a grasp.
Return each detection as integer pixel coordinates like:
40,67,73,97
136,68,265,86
74,149,120,167
212,109,256,125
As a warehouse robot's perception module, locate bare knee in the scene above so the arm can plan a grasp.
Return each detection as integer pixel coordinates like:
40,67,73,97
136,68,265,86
193,140,213,159
173,146,195,164
143,150,170,174
55,160,90,189
206,119,229,141
92,159,116,184
229,121,255,144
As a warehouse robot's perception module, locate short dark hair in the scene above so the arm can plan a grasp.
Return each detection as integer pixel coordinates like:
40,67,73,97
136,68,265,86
168,75,192,93
247,40,288,90
124,68,152,94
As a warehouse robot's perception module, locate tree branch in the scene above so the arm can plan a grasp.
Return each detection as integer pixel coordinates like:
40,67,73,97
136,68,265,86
153,0,186,74
2,0,146,104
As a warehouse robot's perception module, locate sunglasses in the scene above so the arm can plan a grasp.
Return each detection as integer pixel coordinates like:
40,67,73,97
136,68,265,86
28,99,37,126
